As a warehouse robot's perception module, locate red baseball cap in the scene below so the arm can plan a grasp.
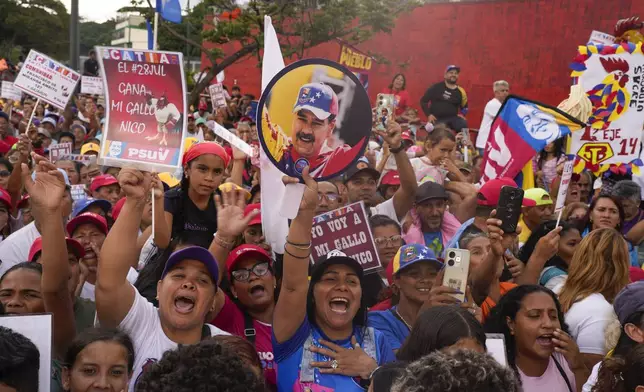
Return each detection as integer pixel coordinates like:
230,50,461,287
112,197,126,221
401,131,413,142
381,171,401,186
66,212,108,236
225,244,272,281
90,174,119,193
0,188,12,210
245,203,261,226
28,237,85,262
477,178,536,207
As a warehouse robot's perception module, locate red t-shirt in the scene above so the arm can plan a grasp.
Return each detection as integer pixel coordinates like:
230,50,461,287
382,88,410,116
212,295,276,386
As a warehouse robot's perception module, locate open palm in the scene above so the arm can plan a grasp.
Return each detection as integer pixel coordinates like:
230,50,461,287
22,154,66,213
215,189,258,238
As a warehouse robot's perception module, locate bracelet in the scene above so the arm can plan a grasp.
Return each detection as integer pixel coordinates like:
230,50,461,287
284,246,310,260
389,143,405,154
214,235,234,250
286,237,312,250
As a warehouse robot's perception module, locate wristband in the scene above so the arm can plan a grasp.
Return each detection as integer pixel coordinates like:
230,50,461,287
284,246,310,260
214,235,234,250
389,143,405,154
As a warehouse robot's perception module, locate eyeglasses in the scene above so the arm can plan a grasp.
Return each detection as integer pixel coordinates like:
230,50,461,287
318,193,339,202
374,235,403,247
231,261,270,282
0,170,10,177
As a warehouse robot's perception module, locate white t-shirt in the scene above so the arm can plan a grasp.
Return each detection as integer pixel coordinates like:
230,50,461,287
582,362,601,392
121,287,229,392
409,157,447,184
0,222,40,277
370,198,399,223
564,293,616,355
476,98,502,149
80,267,139,301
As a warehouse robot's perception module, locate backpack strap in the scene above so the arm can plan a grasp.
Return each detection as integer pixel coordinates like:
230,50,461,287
552,355,574,392
243,311,257,347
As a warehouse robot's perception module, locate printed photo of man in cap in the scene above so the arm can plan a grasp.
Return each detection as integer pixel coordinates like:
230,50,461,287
264,82,366,178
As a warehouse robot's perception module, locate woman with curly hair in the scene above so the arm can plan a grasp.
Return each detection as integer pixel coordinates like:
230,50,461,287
484,285,588,392
390,349,520,392
135,339,264,392
559,228,630,369
592,345,644,392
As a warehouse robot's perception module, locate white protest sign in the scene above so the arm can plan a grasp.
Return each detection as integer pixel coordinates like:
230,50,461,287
588,30,615,45
81,76,104,95
49,142,73,162
555,158,575,226
13,50,80,110
208,83,227,109
71,184,88,201
0,314,52,392
1,81,22,101
212,122,254,156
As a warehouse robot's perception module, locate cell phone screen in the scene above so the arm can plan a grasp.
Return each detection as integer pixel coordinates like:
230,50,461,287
485,334,507,366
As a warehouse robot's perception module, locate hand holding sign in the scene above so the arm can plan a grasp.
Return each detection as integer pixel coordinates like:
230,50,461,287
374,118,402,150
282,166,319,212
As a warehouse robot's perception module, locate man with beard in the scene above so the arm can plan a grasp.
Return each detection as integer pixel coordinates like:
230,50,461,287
420,65,468,131
145,92,181,147
266,83,365,178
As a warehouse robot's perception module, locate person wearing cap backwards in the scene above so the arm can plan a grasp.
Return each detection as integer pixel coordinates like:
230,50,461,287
419,65,469,132
265,82,367,178
0,166,73,277
518,188,554,246
211,244,278,388
274,167,395,392
368,244,448,352
89,174,121,206
343,121,417,223
153,142,231,250
96,167,263,391
582,281,644,391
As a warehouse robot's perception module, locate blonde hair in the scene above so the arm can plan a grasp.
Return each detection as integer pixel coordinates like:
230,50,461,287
559,228,630,313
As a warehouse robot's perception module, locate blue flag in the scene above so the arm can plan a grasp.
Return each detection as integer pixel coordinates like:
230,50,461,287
156,0,182,24
146,19,153,50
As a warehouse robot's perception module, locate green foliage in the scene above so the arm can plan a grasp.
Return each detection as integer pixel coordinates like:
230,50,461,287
80,19,118,55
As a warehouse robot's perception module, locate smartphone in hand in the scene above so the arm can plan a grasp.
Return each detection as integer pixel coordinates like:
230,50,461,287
496,186,524,234
442,249,471,303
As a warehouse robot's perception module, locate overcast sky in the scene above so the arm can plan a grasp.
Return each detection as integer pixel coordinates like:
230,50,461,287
60,0,208,23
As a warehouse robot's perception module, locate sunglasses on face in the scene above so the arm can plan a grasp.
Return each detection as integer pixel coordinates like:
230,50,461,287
231,261,270,282
374,235,402,247
0,170,10,177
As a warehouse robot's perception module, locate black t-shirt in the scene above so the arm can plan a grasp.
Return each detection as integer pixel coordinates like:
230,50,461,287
420,81,467,119
83,58,99,76
164,187,218,248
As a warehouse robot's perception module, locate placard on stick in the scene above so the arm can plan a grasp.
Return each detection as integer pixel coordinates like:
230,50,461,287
1,81,22,101
49,142,73,162
310,201,381,274
555,157,575,226
96,46,187,172
13,50,80,110
81,76,104,95
208,83,227,109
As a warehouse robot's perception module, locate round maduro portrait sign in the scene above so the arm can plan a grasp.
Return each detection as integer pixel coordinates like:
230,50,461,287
257,58,371,180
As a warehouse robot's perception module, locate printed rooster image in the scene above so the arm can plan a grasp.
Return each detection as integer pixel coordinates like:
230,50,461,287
585,57,631,131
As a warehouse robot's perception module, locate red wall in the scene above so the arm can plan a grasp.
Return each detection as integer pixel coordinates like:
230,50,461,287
203,0,644,126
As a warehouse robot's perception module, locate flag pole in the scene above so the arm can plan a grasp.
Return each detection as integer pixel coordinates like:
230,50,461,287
153,11,159,50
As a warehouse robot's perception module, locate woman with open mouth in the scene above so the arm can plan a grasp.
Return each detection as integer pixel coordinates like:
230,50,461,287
485,285,589,392
273,166,395,391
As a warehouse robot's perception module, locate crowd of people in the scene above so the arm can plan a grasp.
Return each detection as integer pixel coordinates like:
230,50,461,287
1,61,644,392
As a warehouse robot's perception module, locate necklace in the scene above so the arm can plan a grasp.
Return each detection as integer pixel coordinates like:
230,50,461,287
395,308,412,330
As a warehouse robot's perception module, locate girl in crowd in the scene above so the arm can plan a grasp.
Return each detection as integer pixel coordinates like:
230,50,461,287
61,328,134,392
0,262,44,314
273,167,395,391
592,345,644,392
485,285,589,392
518,221,582,292
368,244,445,351
396,305,485,362
409,125,466,184
535,138,565,191
155,142,230,249
559,228,630,369
381,74,410,119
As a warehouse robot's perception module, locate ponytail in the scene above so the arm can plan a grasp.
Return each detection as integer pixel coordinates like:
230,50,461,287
593,345,644,392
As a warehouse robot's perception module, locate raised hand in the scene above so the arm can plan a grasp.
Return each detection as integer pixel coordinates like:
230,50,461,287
375,119,402,150
486,210,521,257
214,188,258,239
21,153,67,215
281,166,318,213
118,168,152,202
533,226,562,262
151,174,164,201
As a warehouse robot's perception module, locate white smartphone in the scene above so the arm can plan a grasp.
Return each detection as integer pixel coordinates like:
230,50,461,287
485,333,508,366
442,248,471,303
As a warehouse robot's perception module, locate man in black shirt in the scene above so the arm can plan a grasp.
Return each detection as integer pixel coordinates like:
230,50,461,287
83,50,99,76
420,65,468,131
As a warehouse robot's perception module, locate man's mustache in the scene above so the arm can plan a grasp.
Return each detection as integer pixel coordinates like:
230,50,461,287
296,131,315,143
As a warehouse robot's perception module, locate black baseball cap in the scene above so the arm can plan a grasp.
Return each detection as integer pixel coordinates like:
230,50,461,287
310,250,364,282
343,157,379,183
415,181,449,204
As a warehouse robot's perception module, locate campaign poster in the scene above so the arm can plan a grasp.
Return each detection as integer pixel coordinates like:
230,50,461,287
569,42,644,174
258,58,371,180
49,142,73,162
554,157,575,214
96,47,186,172
208,83,227,109
13,50,80,110
0,314,52,392
81,76,104,95
1,81,22,101
310,201,381,274
337,42,372,90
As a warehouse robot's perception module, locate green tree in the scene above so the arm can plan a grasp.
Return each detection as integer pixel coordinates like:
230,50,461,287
126,0,420,105
0,0,69,61
79,19,118,56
